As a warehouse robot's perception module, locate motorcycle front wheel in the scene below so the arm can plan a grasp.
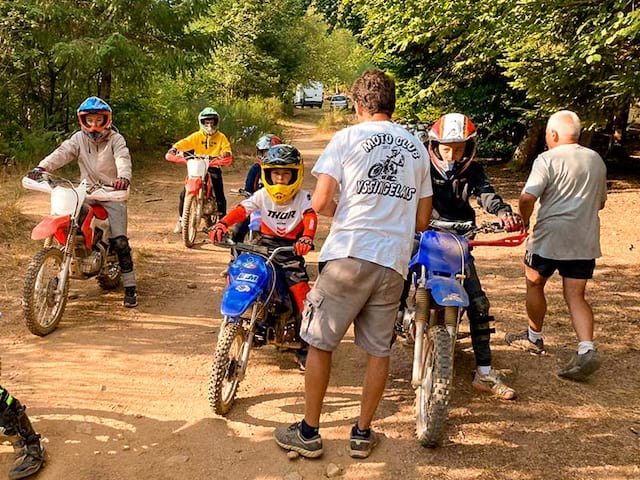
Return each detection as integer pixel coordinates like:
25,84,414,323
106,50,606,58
182,192,201,248
23,247,69,336
416,323,455,448
208,321,247,415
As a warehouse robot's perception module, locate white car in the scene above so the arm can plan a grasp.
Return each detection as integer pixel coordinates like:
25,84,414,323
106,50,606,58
328,95,349,110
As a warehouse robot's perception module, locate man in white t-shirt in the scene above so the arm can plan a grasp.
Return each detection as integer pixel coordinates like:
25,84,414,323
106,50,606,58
274,69,433,459
505,110,607,382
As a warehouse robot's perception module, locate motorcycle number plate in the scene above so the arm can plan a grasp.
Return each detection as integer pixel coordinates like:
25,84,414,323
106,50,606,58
237,273,259,283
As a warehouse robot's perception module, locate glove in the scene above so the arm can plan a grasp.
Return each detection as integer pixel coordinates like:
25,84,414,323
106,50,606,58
498,211,523,232
27,166,45,181
209,222,228,244
113,177,130,190
295,236,313,256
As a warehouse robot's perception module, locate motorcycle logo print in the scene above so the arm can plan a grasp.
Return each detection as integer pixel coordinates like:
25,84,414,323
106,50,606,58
367,148,405,182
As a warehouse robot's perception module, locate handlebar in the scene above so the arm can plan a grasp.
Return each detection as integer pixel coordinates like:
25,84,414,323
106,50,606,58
165,152,230,168
428,219,526,247
214,237,295,263
22,173,129,202
230,188,251,198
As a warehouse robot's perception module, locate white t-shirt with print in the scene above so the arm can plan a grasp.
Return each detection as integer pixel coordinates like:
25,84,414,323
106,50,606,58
241,188,312,239
312,120,432,277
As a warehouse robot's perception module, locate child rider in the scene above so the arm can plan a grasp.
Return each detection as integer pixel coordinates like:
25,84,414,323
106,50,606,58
209,144,316,369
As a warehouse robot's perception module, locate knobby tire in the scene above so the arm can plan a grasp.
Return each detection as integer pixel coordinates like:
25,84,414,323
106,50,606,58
416,324,455,448
23,247,69,336
208,321,246,415
182,193,199,248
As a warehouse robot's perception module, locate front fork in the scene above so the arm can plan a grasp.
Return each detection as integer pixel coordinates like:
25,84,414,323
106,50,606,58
219,302,262,382
55,225,77,301
410,267,461,388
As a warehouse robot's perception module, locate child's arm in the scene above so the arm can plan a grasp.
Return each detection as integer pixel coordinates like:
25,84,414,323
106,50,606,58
208,205,248,243
294,209,318,256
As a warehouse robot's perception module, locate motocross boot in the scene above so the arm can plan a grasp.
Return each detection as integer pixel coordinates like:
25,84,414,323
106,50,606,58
2,401,45,479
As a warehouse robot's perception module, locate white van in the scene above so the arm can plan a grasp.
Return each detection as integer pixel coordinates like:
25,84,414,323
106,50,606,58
294,81,324,109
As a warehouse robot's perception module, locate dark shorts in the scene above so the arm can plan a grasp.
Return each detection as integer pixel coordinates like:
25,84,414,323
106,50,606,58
524,251,595,279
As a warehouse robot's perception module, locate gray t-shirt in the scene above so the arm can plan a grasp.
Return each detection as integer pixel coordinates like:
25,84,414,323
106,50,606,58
523,143,607,260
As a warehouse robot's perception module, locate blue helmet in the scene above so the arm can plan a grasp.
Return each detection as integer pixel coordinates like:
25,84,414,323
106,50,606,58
77,96,113,143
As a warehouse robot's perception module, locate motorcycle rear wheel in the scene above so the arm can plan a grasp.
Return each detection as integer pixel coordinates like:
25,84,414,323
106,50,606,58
416,323,455,448
182,192,200,248
23,247,69,336
209,321,246,415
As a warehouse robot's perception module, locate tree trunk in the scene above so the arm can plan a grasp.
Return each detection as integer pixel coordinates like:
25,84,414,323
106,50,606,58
97,65,112,100
612,104,629,145
512,120,545,170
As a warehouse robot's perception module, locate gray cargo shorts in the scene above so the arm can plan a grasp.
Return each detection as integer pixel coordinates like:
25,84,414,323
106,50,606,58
300,257,404,357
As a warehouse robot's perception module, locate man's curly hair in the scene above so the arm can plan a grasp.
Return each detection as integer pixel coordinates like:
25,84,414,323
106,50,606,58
351,70,395,117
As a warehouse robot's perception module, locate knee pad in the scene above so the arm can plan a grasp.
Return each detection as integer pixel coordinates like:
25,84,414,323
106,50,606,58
110,236,133,273
467,295,490,319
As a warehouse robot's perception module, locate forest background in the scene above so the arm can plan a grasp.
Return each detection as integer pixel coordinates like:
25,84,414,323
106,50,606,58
0,0,638,166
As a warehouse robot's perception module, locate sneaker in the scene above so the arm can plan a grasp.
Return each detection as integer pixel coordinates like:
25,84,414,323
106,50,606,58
472,372,516,400
123,287,138,308
349,426,379,459
558,349,601,382
505,330,545,354
274,422,323,458
173,218,182,234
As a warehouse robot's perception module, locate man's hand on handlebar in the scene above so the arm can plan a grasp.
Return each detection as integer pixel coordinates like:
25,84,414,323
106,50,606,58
498,211,524,232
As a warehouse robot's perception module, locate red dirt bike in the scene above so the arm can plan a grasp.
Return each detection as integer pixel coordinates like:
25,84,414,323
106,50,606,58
396,220,526,447
165,152,228,248
21,174,129,336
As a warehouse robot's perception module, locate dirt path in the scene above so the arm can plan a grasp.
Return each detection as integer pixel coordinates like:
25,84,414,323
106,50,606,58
2,110,640,480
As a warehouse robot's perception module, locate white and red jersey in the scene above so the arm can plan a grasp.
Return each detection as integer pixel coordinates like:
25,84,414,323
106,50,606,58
239,188,315,240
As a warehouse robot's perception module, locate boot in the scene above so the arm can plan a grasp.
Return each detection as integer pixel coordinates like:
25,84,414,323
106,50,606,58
124,286,138,308
3,402,44,479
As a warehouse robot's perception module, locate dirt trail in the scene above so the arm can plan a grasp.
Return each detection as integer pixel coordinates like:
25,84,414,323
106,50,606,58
1,110,640,480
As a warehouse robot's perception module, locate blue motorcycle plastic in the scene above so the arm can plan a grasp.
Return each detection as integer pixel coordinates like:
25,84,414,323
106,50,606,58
208,242,302,415
397,220,526,448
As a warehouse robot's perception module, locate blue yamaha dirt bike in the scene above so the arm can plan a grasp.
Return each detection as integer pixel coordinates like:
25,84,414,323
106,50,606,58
395,220,525,448
208,241,304,415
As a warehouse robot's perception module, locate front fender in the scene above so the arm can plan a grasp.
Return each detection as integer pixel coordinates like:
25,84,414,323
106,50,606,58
221,286,263,317
185,177,202,196
426,277,469,307
32,215,70,241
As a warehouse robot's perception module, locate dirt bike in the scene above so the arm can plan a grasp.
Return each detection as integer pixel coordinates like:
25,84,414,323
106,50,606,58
396,220,526,448
21,174,129,336
165,151,227,248
208,240,305,415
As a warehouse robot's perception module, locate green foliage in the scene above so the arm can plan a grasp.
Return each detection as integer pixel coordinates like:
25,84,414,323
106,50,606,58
322,0,640,159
